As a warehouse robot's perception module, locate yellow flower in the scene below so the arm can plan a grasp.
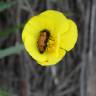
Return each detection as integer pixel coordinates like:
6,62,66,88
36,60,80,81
22,10,78,66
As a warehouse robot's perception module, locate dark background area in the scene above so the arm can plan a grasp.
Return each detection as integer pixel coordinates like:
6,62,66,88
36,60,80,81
0,0,96,96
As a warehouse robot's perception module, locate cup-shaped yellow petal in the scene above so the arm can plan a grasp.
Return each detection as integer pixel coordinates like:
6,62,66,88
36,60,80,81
22,10,78,66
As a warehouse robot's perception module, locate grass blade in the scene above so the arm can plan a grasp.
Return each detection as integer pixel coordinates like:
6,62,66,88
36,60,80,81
0,1,16,12
0,24,23,37
0,44,24,59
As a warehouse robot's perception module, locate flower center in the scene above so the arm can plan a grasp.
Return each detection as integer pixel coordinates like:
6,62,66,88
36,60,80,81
37,29,50,53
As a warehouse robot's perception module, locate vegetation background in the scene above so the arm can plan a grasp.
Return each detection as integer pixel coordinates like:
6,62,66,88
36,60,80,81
0,0,96,96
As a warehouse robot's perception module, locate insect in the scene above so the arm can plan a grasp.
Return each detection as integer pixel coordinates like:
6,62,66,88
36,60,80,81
37,30,50,53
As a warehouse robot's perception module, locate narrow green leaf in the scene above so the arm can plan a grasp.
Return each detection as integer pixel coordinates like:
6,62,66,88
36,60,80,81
0,90,12,96
0,44,24,59
0,24,23,37
0,1,16,12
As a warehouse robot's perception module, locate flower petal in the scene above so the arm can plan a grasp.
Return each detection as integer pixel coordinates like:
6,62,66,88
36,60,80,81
38,49,66,66
59,19,78,51
22,10,78,66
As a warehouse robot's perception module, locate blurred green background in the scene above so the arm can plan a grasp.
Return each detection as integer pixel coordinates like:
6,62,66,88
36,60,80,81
0,0,96,96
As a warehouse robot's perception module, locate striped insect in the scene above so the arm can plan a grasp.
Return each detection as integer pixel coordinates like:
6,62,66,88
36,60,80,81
37,30,50,53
